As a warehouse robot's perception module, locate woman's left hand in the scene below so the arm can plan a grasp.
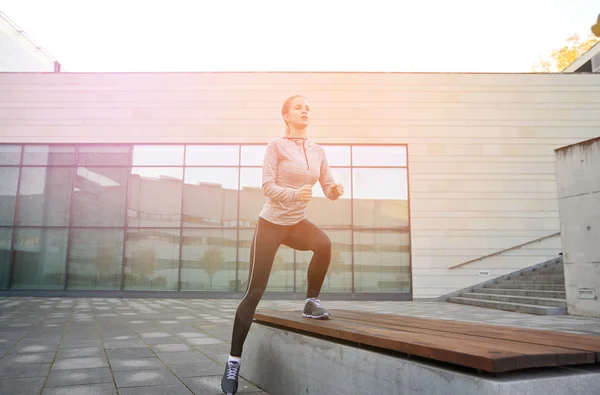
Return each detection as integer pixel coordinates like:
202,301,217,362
333,183,344,198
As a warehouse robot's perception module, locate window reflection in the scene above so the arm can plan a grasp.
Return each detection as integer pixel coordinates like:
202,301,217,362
132,145,184,166
296,231,352,293
186,145,239,166
265,245,294,292
67,229,123,290
241,145,267,166
307,168,352,228
0,228,12,289
23,145,75,166
353,230,410,293
124,228,179,290
183,168,238,227
353,168,409,228
0,145,21,165
16,167,73,226
239,168,266,228
353,146,407,167
322,145,350,166
0,167,19,226
180,229,237,291
128,167,183,227
11,228,68,289
72,167,129,227
77,145,130,166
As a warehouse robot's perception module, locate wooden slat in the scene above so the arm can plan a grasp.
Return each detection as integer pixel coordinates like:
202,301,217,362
332,310,600,360
253,309,600,373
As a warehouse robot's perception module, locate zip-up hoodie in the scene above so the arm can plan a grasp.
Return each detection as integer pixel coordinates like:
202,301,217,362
259,136,337,226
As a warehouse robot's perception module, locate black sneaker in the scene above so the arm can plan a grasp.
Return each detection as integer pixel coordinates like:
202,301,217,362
302,298,330,319
221,360,240,395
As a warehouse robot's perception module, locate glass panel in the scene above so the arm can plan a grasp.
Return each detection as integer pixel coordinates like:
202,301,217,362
67,229,123,290
186,145,239,166
239,168,266,228
123,228,179,290
265,244,294,293
127,167,183,228
241,145,267,166
353,230,411,293
0,228,11,289
16,167,73,226
0,145,22,165
180,229,237,291
322,145,350,166
353,168,409,228
307,168,351,228
296,230,352,293
77,145,130,166
72,167,129,227
11,228,68,289
352,145,407,167
183,168,238,227
237,229,253,293
0,167,19,226
132,145,184,166
23,145,76,166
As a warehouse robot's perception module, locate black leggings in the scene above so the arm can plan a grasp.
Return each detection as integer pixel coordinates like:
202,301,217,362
230,216,331,357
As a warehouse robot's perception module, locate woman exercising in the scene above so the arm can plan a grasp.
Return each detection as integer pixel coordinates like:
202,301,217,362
221,95,344,395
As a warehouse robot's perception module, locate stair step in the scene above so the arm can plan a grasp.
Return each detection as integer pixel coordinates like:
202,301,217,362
460,292,567,307
473,288,566,299
484,283,565,291
448,297,566,315
497,278,564,285
513,273,564,280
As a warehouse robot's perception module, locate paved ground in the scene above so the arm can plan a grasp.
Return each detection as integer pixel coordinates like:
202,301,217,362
1,297,599,394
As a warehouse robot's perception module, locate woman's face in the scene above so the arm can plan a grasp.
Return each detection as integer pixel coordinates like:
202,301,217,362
284,96,311,128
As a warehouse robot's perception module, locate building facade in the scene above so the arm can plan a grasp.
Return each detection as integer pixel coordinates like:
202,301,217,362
0,71,598,299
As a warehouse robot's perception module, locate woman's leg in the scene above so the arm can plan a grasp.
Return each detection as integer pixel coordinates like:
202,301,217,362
229,217,288,357
283,219,332,299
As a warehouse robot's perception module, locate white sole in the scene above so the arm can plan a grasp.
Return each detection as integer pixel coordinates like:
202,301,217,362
302,313,330,319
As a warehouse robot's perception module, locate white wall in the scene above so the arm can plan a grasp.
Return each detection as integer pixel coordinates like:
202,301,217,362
555,137,600,317
0,13,56,71
1,72,599,298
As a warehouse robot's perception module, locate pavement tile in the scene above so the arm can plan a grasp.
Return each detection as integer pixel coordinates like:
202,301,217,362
113,369,179,388
52,357,108,370
0,363,51,378
151,343,192,353
42,383,117,395
105,347,155,359
46,367,113,387
117,384,193,395
182,375,261,394
0,377,46,395
167,361,224,378
109,357,165,371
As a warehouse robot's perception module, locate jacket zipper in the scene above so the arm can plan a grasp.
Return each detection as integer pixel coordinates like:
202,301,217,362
302,140,310,170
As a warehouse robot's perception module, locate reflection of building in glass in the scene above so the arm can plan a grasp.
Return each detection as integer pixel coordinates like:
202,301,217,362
0,143,411,299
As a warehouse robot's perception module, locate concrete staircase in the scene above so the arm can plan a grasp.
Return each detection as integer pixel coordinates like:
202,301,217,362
448,258,566,315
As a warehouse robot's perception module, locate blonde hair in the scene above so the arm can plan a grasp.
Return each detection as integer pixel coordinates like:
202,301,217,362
281,95,307,135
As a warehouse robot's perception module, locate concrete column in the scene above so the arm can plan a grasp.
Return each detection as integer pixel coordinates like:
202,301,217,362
555,136,600,318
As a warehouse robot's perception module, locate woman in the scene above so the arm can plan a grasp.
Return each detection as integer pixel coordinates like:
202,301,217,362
221,95,344,395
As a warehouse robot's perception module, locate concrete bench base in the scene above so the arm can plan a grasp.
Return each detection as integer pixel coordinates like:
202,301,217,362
242,323,600,395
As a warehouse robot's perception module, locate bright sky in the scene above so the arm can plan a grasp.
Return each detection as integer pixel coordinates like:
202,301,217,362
0,0,598,72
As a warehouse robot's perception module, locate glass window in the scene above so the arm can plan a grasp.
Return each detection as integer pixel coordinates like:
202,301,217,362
180,228,237,291
77,145,130,166
186,145,239,166
353,168,409,228
241,145,267,166
23,145,76,166
11,228,68,289
307,168,351,228
239,168,266,228
72,167,129,227
183,168,238,227
352,146,407,167
0,167,19,226
132,145,184,166
128,167,183,228
67,229,124,290
16,167,74,226
322,145,350,166
296,230,352,293
265,244,294,292
0,145,22,165
0,228,12,289
123,228,180,291
353,230,411,293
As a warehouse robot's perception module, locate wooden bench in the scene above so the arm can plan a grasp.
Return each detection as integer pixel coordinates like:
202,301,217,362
254,309,600,374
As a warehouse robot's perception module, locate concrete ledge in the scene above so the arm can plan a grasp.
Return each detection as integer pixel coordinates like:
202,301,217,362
242,323,600,395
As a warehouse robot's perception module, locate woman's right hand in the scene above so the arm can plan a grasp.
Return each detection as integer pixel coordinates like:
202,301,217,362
298,185,313,202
